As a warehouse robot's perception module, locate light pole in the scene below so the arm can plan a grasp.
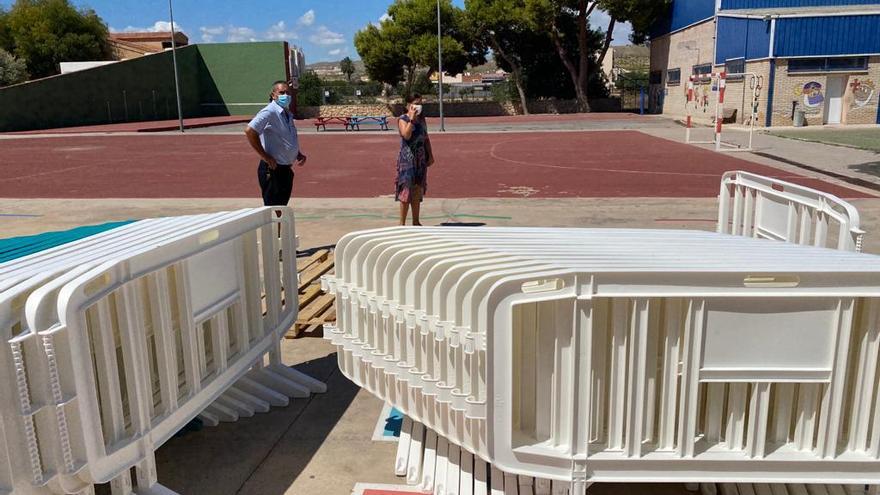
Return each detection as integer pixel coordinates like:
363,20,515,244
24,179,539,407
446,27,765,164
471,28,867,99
436,0,445,131
168,0,184,132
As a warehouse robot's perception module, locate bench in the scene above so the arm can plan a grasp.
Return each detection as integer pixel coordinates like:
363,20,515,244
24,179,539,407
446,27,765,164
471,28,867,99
314,116,351,131
349,115,390,131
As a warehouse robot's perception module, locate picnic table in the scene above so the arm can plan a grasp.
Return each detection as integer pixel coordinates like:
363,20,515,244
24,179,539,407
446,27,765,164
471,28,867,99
348,115,390,131
313,116,351,131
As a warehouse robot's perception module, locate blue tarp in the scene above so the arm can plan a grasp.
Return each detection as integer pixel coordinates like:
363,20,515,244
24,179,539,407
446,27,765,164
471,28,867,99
0,221,135,263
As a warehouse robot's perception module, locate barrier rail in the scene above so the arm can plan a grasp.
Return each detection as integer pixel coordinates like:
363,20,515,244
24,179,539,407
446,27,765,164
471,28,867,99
323,227,880,490
718,171,865,252
0,207,323,494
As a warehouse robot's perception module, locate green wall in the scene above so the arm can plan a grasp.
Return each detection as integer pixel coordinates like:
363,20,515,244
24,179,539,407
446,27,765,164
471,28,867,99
196,42,289,117
0,42,288,132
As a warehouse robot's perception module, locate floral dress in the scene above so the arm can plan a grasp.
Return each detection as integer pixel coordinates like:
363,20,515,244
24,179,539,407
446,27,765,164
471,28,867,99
395,115,428,203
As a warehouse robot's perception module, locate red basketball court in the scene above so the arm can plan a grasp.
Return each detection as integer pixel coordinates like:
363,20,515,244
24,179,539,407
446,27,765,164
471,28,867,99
0,129,869,199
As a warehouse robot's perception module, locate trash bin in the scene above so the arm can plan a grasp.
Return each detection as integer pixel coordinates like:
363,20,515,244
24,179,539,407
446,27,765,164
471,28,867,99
794,109,806,127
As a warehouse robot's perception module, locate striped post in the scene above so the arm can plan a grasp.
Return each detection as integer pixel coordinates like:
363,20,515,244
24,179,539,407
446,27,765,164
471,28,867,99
715,72,727,151
685,79,695,142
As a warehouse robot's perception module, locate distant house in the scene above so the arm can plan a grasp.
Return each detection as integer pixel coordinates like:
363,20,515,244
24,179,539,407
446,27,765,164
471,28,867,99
602,45,650,90
108,31,189,60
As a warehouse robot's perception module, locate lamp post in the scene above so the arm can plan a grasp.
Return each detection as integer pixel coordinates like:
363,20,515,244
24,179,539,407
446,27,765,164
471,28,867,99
169,0,184,132
436,0,445,132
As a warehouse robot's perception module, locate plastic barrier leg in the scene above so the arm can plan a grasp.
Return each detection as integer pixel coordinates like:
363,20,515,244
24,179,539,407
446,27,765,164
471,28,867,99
266,362,327,394
246,367,310,398
234,376,290,407
225,386,271,413
198,409,220,427
396,416,413,476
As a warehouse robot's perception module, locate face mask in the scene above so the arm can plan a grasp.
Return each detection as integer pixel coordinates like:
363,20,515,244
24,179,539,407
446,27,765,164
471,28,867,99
412,104,423,115
277,94,291,108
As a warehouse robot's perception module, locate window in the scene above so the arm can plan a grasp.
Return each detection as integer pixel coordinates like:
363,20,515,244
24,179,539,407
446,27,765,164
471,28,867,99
162,41,173,49
649,70,662,85
789,57,868,73
666,68,681,86
692,63,712,85
692,63,712,75
725,59,745,80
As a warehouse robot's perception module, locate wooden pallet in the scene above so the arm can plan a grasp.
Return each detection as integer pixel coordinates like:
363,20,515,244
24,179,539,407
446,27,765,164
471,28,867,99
286,249,336,338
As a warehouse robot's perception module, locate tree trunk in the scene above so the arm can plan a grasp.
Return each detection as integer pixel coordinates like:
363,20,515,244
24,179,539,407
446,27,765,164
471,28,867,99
550,1,593,112
405,65,416,96
550,29,588,112
596,18,616,71
490,38,530,115
575,0,591,112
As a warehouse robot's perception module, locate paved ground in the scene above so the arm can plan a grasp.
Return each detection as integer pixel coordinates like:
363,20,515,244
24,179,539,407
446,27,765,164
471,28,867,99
3,113,880,494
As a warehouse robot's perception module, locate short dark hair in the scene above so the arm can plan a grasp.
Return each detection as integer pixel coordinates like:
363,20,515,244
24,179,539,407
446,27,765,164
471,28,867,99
273,80,288,88
405,93,422,104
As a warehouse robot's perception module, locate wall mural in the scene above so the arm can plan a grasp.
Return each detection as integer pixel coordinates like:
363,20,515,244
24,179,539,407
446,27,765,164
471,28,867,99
796,81,824,111
850,78,876,108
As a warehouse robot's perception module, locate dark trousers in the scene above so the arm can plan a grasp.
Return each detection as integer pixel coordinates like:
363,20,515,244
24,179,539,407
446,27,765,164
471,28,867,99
257,161,294,206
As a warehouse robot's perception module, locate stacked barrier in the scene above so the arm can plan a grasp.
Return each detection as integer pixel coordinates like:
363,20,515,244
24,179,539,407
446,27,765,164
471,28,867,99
0,207,324,494
323,226,880,492
391,416,876,495
718,171,865,252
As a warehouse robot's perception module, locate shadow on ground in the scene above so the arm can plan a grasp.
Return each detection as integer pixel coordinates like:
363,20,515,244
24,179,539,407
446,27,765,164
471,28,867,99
850,161,880,179
153,353,356,494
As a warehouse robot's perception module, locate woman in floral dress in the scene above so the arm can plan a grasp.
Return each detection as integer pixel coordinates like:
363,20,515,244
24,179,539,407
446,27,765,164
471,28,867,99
395,93,434,226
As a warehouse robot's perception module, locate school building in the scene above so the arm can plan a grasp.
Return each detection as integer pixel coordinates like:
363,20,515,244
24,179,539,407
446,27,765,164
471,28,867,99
649,0,880,127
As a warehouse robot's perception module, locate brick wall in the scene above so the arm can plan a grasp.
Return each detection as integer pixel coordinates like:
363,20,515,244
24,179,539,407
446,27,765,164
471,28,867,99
770,57,880,126
718,60,771,126
649,20,717,119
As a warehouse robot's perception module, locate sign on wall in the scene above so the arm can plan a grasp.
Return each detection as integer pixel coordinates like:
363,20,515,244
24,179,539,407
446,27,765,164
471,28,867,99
850,78,876,108
795,81,824,111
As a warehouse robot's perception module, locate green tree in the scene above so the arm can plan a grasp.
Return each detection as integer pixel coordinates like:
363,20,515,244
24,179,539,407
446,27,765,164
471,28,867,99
0,47,28,86
0,7,13,52
465,0,533,113
355,0,483,96
524,0,667,111
297,70,323,107
340,56,356,82
4,0,111,79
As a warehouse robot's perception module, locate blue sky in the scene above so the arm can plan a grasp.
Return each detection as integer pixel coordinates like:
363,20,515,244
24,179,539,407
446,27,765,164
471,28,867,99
1,0,633,63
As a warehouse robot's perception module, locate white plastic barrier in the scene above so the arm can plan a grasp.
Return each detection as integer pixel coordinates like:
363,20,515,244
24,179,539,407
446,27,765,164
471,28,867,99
718,171,865,252
323,227,880,491
392,416,877,495
0,208,324,494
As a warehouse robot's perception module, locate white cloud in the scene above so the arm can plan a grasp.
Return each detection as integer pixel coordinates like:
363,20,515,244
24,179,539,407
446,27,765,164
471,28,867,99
113,20,184,34
379,13,392,23
329,48,343,56
266,20,299,40
309,25,345,45
198,25,258,43
199,26,225,43
226,26,258,42
298,9,316,27
589,10,633,46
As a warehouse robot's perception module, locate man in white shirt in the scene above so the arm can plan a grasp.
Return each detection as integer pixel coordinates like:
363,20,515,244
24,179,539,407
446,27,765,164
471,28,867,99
245,80,307,205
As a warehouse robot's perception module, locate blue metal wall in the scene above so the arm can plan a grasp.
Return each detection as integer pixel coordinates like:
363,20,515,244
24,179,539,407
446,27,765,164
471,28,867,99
722,0,880,9
651,0,716,37
773,15,880,56
715,16,773,64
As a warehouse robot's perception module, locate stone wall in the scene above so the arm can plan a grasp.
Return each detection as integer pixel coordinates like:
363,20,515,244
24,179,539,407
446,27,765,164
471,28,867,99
296,98,620,119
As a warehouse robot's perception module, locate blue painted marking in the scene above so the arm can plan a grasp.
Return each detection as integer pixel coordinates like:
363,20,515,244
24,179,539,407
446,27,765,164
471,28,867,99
383,407,404,437
0,221,134,263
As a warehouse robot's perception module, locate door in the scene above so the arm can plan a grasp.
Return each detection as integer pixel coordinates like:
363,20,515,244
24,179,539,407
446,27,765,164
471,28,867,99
824,75,847,124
